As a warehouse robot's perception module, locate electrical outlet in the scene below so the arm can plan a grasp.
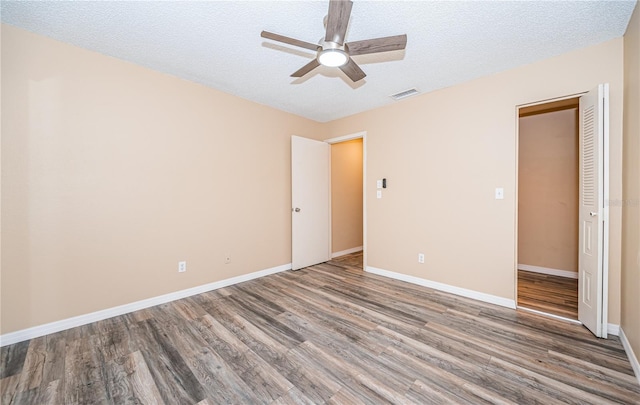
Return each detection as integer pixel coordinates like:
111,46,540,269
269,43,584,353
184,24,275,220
224,255,231,264
178,261,187,273
418,253,425,264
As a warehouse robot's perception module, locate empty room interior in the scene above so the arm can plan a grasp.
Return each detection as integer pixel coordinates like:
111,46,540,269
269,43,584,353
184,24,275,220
1,1,640,404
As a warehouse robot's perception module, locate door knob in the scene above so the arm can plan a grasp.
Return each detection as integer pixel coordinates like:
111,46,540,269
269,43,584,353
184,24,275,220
590,211,597,217
294,208,301,212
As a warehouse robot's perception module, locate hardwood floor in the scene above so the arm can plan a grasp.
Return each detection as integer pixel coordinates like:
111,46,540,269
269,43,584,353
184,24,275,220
2,253,638,404
518,270,579,320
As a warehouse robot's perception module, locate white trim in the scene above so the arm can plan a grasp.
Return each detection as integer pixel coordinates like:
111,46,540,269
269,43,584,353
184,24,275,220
601,83,610,339
366,266,516,309
324,131,367,144
331,246,363,258
517,264,578,279
516,92,586,109
0,263,291,347
620,327,640,385
607,323,620,336
517,306,582,324
362,135,367,270
514,107,521,306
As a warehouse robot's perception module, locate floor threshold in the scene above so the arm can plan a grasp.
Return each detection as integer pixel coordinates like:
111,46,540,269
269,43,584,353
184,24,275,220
517,305,582,324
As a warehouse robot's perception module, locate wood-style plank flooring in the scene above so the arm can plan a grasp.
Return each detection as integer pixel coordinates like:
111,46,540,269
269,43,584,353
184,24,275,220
2,252,639,404
518,270,579,320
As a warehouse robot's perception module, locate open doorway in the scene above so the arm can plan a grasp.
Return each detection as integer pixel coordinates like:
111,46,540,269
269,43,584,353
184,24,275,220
517,98,580,320
290,132,366,272
328,135,364,271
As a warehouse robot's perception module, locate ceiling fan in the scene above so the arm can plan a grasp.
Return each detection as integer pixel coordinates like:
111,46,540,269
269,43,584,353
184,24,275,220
261,0,407,83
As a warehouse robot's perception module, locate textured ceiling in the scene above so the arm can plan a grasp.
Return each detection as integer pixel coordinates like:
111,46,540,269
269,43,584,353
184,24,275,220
1,1,637,122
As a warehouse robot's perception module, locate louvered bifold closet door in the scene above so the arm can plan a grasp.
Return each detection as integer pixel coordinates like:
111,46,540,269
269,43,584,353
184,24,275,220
578,84,608,338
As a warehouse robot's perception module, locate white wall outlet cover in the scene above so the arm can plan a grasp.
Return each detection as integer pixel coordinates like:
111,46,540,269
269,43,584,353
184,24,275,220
178,261,187,272
418,253,425,263
376,190,382,199
495,188,504,200
376,180,383,189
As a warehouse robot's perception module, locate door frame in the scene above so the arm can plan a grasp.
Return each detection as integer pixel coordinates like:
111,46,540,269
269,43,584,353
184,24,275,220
325,131,367,270
514,91,610,335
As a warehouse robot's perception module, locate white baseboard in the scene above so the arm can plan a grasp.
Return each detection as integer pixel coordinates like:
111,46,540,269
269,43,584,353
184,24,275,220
0,263,291,347
365,266,516,309
619,327,640,385
331,246,363,258
608,323,620,336
518,264,578,279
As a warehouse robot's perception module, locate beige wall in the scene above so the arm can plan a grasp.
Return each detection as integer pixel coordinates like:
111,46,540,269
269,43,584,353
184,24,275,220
622,3,640,368
1,22,634,337
0,25,3,327
0,25,326,334
331,139,363,254
518,109,578,273
326,38,625,324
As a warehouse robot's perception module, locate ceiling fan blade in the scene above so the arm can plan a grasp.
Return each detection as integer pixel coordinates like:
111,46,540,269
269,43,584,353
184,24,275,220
339,58,366,82
325,0,353,45
291,59,321,78
345,34,407,56
261,30,320,52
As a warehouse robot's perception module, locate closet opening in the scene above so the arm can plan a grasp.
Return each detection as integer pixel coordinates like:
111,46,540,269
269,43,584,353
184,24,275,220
517,97,580,320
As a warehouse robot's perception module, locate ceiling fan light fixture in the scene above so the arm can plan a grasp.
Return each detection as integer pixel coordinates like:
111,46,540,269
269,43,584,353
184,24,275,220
318,48,348,67
262,0,407,82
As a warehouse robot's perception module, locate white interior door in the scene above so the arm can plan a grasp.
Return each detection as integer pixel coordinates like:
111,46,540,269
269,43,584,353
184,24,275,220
578,84,609,338
291,136,330,270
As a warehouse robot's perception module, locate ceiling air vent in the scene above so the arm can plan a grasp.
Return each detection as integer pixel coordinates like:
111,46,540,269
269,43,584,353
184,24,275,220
390,88,419,101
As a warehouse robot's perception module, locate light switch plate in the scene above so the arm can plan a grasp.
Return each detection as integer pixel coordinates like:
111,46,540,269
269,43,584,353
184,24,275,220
376,180,383,189
377,190,382,199
495,188,504,200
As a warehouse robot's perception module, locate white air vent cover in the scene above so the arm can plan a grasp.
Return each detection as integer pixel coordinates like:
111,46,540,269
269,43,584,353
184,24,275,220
390,88,419,101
